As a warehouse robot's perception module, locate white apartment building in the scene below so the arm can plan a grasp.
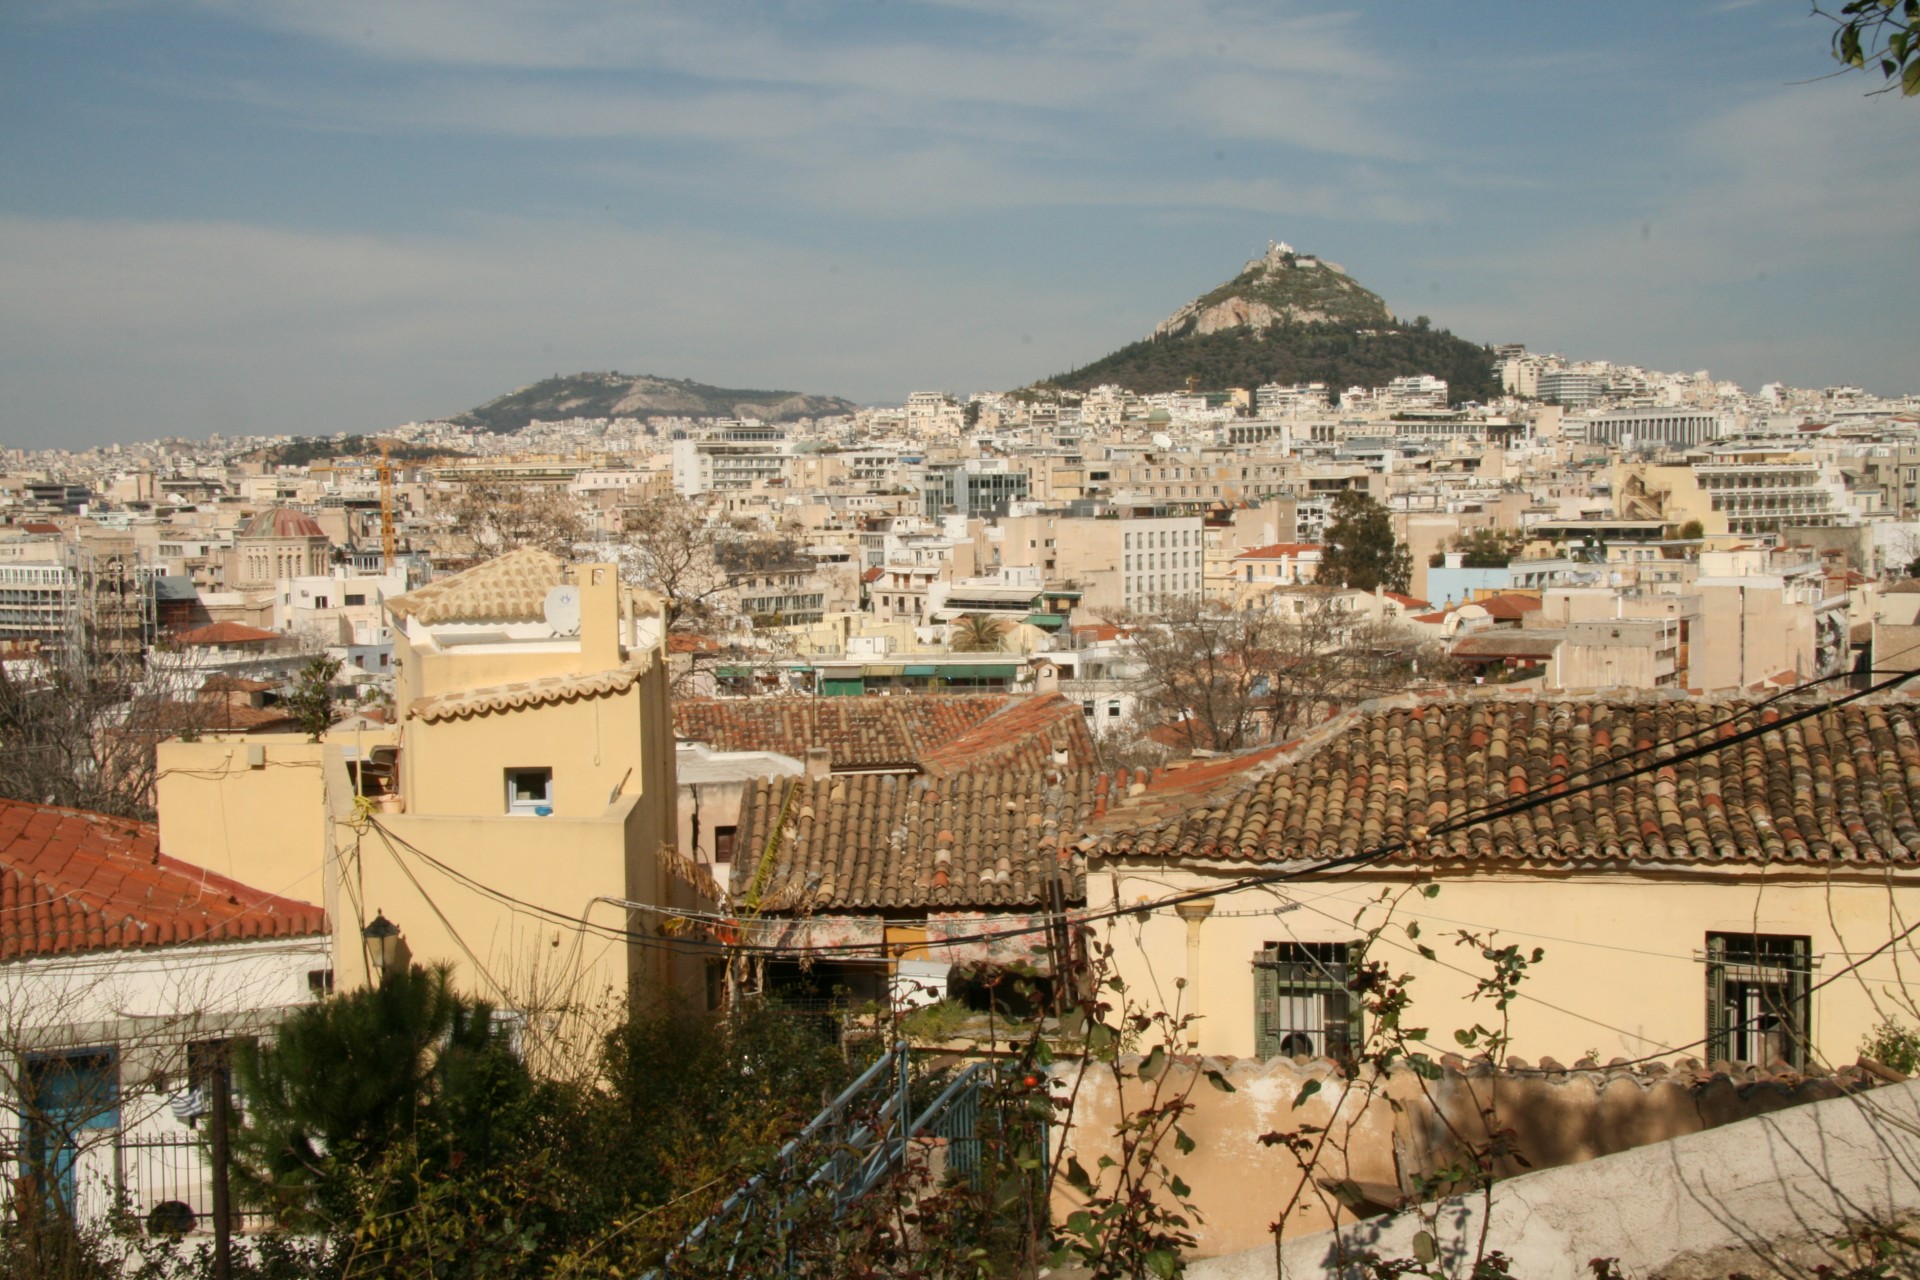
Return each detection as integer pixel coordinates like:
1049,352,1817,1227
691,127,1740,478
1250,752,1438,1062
1121,515,1207,612
670,427,797,495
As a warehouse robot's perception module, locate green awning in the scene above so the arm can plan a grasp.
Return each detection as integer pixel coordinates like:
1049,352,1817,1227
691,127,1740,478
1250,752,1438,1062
903,664,937,676
1024,613,1067,630
941,664,1016,679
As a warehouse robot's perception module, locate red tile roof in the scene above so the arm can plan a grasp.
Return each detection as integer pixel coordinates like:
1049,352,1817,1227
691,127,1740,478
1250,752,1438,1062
1236,543,1322,559
1476,594,1543,621
674,695,1012,772
732,765,1120,911
239,507,327,539
1,799,327,959
1081,695,1920,870
174,621,283,646
917,693,1098,777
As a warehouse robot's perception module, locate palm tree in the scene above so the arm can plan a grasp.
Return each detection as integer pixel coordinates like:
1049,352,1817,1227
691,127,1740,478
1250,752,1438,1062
949,614,1008,653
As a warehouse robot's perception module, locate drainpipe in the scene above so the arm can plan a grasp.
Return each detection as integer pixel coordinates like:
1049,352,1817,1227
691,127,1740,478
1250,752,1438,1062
1174,898,1216,1048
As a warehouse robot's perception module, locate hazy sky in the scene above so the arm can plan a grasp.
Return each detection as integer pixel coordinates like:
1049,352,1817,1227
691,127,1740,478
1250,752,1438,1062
3,1,1916,448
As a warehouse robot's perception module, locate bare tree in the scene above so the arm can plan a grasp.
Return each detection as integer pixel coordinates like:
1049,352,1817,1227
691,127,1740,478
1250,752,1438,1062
1113,594,1456,754
613,494,801,631
0,646,213,821
437,481,587,561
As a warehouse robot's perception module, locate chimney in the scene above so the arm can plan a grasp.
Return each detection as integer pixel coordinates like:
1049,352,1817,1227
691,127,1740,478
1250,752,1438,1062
574,563,622,673
805,747,832,780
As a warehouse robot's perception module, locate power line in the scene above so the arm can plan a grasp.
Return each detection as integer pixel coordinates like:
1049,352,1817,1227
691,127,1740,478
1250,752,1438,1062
365,661,1920,962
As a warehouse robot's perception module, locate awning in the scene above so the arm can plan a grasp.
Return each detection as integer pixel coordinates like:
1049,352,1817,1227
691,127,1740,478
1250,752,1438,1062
941,664,1016,679
1024,613,1067,630
903,664,937,676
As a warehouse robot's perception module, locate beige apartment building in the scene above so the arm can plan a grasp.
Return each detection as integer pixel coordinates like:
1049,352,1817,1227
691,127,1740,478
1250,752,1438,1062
998,511,1205,617
152,549,702,1059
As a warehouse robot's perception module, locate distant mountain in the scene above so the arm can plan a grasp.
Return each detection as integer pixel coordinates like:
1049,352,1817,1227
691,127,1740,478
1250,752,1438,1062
1042,243,1500,404
454,372,859,433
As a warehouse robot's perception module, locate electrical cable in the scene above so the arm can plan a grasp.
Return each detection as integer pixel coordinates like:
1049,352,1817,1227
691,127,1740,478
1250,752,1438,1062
365,661,1920,963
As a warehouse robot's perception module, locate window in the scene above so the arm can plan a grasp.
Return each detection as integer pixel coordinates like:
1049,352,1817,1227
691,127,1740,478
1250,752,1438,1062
1255,942,1359,1059
713,825,737,864
1706,932,1811,1069
307,968,335,997
505,767,553,815
344,593,366,606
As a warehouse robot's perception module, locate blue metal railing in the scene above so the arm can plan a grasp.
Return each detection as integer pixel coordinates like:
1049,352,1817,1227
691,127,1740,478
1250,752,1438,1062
650,1043,1034,1278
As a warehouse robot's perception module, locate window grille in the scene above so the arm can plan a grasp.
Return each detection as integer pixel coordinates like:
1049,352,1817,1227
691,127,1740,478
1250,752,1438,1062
1705,933,1811,1070
1254,942,1359,1060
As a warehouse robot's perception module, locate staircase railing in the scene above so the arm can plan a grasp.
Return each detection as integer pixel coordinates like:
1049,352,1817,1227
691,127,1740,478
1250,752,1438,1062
649,1043,1034,1278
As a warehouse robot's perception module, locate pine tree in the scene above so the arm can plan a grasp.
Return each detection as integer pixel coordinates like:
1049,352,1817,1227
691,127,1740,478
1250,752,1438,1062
1315,491,1412,594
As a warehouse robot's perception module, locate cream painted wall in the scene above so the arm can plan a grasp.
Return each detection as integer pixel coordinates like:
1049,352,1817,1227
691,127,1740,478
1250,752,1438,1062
403,685,648,820
155,732,394,906
1089,864,1920,1067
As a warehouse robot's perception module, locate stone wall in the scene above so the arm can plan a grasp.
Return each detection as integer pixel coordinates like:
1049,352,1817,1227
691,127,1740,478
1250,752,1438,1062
1052,1052,1900,1260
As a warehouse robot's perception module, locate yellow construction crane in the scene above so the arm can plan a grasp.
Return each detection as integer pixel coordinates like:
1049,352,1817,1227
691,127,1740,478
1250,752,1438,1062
377,441,397,575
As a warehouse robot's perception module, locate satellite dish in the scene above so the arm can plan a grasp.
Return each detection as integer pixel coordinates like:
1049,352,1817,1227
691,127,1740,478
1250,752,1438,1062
1152,432,1174,450
544,586,581,637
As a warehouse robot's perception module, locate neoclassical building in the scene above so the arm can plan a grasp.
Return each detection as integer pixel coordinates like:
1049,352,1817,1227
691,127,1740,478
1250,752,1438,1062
228,507,331,588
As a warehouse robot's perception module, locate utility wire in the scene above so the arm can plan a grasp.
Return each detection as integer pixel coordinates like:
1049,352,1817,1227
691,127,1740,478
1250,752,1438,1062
366,662,1920,962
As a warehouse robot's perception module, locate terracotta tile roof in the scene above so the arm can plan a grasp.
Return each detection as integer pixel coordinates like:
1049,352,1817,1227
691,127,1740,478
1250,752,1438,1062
1451,632,1563,660
1385,591,1431,609
673,695,1011,772
174,621,282,646
862,566,886,583
732,764,1120,911
200,675,279,693
1079,695,1920,870
1236,543,1322,559
409,655,654,723
386,548,569,624
917,693,1099,778
1479,594,1544,621
1,799,327,959
668,632,722,655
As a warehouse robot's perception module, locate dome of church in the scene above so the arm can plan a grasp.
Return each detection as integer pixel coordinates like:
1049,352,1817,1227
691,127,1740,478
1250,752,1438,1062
239,507,327,539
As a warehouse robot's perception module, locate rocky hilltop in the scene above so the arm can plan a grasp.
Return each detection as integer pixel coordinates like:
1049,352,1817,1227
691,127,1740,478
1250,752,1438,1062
1042,241,1497,402
1154,241,1391,338
455,371,858,433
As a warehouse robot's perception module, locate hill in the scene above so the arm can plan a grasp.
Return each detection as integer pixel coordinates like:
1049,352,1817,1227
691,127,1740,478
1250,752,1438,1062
454,372,859,433
254,437,468,468
1042,242,1500,403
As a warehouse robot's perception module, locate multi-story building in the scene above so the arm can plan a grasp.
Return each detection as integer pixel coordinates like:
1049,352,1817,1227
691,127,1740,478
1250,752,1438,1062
918,459,1029,519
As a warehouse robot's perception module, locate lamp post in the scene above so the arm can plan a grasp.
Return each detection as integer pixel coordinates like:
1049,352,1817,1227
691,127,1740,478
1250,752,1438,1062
362,910,402,985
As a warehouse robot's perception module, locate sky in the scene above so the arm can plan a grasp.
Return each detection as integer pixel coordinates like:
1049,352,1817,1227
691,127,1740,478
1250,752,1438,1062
2,1,1917,449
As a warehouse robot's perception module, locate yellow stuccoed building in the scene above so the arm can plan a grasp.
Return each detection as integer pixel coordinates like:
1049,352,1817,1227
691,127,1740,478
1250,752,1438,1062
155,550,707,1066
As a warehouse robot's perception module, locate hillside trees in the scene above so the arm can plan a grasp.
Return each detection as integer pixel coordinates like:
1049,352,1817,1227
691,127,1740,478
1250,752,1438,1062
1315,491,1413,594
1044,321,1500,402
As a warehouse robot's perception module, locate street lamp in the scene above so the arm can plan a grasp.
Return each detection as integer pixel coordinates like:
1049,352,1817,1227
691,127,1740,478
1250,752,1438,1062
362,910,403,983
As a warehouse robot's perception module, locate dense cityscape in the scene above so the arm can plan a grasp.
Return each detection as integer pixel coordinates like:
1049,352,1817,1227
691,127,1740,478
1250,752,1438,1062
6,0,1920,1274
